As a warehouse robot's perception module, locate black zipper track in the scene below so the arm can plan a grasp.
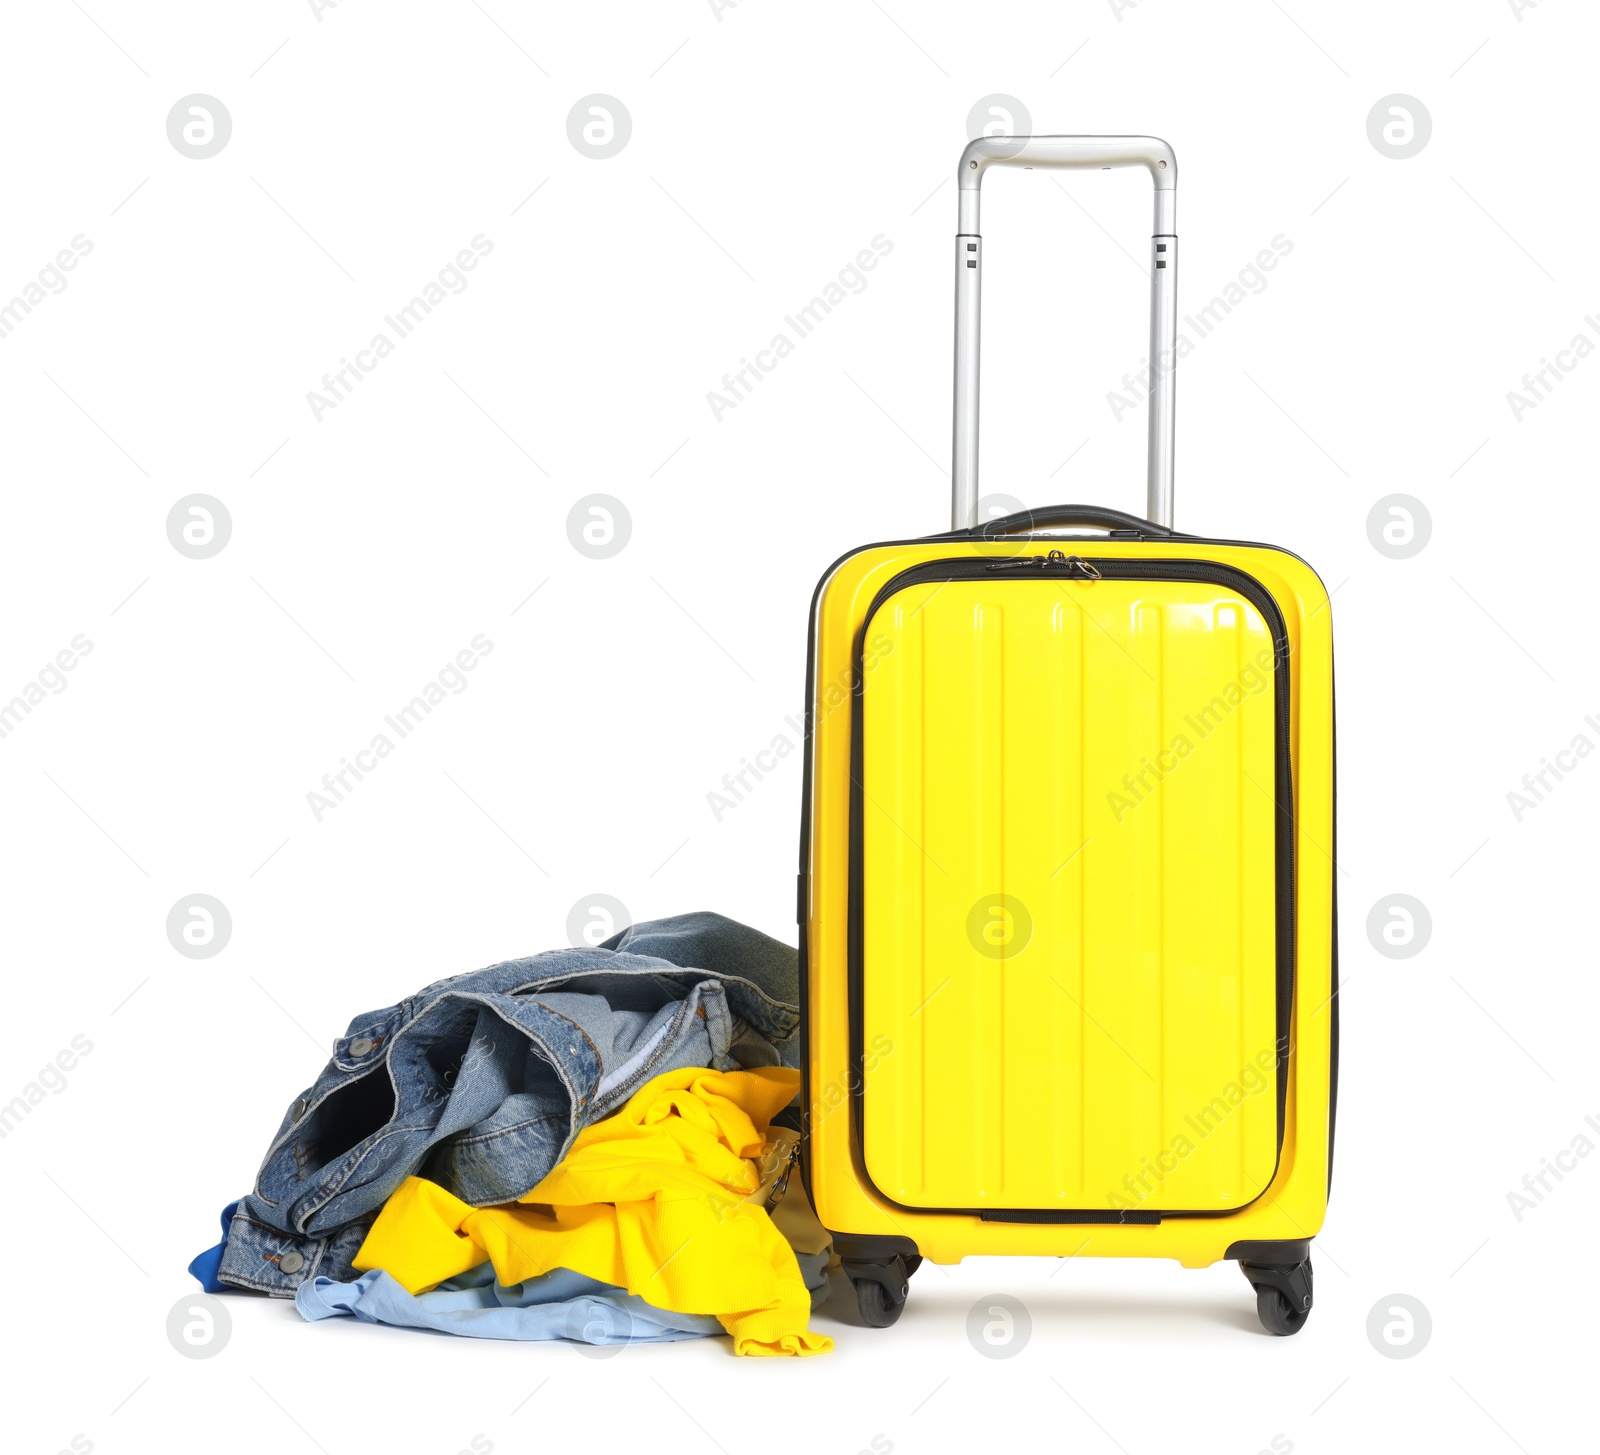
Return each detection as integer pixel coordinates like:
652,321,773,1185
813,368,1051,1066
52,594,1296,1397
842,553,1297,1223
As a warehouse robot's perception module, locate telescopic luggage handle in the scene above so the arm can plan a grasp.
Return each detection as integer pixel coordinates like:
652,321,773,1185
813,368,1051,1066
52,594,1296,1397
951,135,1178,531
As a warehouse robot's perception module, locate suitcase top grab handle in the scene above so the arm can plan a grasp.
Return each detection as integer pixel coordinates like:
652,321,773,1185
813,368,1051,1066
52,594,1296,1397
951,134,1179,532
962,502,1175,540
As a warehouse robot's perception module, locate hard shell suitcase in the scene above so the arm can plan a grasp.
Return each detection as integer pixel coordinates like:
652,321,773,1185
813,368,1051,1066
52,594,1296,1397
798,136,1337,1335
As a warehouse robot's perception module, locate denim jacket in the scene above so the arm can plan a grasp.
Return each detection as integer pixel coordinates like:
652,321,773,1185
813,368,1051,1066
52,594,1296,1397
215,913,800,1295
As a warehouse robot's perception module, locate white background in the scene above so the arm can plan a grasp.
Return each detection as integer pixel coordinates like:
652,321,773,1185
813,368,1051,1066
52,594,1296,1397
3,2,1595,1453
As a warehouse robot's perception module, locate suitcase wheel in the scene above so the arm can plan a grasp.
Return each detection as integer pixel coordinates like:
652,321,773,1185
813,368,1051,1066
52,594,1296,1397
1240,1256,1314,1336
843,1254,918,1329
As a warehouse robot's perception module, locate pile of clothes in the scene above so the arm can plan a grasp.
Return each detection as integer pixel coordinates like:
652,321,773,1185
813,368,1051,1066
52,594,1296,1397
190,913,834,1356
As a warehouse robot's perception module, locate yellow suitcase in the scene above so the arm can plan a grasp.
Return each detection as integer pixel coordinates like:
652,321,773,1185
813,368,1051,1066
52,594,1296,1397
798,136,1337,1335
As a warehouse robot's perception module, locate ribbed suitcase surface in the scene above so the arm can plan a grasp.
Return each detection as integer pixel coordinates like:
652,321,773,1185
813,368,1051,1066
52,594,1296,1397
859,573,1282,1214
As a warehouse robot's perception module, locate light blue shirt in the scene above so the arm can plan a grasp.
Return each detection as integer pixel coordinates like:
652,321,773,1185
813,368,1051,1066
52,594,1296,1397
295,1254,830,1346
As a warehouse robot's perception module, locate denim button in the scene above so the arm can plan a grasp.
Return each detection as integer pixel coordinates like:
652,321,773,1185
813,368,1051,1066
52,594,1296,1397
291,1097,308,1120
349,1037,374,1057
278,1251,305,1274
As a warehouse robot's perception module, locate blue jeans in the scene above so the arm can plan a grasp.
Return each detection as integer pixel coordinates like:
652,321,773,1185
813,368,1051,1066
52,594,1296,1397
213,913,800,1295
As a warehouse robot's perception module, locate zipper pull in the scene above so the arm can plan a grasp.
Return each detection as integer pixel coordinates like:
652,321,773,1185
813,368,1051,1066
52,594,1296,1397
986,555,1048,571
763,1142,801,1211
1038,550,1102,578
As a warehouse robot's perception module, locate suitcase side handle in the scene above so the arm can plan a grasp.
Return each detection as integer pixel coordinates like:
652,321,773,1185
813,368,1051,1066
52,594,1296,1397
951,134,1179,533
959,502,1174,540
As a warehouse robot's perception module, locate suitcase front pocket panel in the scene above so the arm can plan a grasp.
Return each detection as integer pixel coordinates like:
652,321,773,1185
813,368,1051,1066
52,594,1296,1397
852,560,1290,1217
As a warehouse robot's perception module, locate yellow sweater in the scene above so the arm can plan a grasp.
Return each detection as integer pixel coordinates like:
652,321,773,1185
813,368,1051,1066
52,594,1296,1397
354,1065,833,1356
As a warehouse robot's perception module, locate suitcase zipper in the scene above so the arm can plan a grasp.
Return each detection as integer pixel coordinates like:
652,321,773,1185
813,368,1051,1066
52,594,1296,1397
985,548,1101,578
